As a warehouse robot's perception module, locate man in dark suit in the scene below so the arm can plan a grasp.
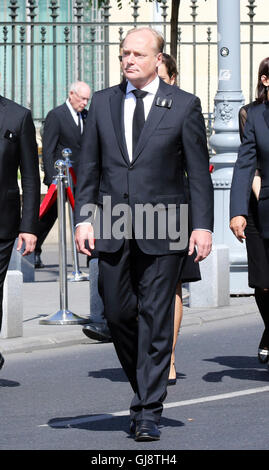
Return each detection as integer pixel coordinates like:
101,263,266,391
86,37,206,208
35,81,91,268
75,27,213,441
0,95,40,370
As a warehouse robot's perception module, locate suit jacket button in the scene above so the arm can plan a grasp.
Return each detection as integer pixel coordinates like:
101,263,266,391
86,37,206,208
123,193,129,199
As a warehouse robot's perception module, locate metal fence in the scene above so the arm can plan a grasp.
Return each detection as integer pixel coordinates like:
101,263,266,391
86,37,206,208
0,0,268,131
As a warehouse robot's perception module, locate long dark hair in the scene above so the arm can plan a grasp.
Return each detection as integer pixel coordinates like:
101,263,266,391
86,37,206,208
162,53,178,82
256,57,269,103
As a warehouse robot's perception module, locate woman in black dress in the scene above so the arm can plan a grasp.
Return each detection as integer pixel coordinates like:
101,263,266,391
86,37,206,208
230,57,269,364
158,54,201,384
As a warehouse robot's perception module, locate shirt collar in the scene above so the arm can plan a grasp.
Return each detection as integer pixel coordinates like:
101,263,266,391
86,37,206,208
126,75,160,96
66,98,79,116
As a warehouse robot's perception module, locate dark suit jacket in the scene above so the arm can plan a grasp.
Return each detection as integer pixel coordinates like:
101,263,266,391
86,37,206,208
42,102,87,186
0,96,40,239
230,101,269,237
75,79,214,254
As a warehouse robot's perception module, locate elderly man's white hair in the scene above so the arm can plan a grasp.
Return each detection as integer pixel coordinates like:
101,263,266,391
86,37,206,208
69,81,89,93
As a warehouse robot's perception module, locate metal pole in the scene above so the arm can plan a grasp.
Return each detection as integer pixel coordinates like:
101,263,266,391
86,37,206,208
209,0,251,294
49,0,59,109
40,159,87,325
103,0,111,89
61,149,89,282
9,0,18,102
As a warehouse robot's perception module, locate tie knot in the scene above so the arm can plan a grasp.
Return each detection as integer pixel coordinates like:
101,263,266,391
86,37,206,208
132,89,148,100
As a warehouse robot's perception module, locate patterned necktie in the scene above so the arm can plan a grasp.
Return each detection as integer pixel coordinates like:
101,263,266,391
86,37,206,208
131,89,148,154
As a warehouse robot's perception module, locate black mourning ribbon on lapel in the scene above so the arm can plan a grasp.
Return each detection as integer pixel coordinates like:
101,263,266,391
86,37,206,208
155,96,172,109
132,89,148,153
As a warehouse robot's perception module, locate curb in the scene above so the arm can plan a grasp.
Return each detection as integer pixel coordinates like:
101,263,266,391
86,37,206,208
0,302,258,356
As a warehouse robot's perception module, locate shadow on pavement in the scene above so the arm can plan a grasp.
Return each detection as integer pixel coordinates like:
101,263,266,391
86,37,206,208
0,378,20,387
202,355,269,382
88,367,128,382
47,413,184,434
88,367,187,383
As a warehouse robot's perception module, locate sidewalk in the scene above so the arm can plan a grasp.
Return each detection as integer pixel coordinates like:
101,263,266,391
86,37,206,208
0,244,258,355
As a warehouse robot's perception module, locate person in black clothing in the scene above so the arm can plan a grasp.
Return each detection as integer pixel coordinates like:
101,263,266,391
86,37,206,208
35,81,91,268
158,53,201,385
0,95,40,369
75,27,213,441
230,57,269,365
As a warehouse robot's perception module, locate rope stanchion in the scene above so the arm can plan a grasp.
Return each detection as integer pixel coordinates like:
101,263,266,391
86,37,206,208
39,159,88,325
62,148,89,282
66,185,75,210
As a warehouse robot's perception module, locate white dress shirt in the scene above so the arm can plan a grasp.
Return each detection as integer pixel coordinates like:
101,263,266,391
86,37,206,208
66,99,83,133
124,75,160,161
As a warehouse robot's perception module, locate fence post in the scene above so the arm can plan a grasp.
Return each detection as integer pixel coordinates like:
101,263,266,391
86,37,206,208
27,0,37,114
9,0,18,102
102,0,111,89
49,0,59,109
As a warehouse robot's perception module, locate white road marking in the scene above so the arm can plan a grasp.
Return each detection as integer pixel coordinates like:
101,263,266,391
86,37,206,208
39,385,269,428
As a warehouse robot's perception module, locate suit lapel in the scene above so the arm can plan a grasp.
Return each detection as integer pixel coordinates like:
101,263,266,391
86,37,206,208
62,103,81,141
263,103,269,129
0,96,7,132
110,82,130,166
132,79,173,164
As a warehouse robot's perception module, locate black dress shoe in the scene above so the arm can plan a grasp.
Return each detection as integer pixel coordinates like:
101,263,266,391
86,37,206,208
258,348,269,364
0,353,5,370
34,253,45,269
82,323,112,342
135,420,160,442
168,377,177,386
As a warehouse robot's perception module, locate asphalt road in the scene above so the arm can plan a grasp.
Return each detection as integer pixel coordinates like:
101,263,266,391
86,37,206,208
0,312,268,458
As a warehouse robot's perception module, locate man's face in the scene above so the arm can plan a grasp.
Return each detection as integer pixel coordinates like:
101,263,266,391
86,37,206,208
122,30,162,88
69,83,91,112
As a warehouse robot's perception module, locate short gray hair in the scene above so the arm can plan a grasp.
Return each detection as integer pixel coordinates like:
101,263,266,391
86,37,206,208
69,81,89,93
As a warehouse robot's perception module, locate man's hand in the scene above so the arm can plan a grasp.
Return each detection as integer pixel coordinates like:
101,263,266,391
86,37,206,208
75,223,95,256
188,230,212,262
17,233,37,256
230,216,247,243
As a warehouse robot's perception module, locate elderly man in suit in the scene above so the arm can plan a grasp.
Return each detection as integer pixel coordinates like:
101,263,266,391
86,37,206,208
34,81,91,268
0,95,40,370
75,27,213,441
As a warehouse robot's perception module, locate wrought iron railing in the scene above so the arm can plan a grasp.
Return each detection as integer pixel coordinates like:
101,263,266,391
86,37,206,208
0,0,268,132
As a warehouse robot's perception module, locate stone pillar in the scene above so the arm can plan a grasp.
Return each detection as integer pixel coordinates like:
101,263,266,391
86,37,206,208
209,0,252,294
189,245,230,308
1,271,23,339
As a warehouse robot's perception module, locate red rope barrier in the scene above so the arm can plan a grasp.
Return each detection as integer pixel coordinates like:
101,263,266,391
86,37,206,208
39,183,57,219
68,166,77,186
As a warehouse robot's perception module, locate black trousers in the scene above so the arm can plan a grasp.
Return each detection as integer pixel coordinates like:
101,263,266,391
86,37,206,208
0,239,16,331
98,238,184,423
245,194,269,289
35,201,58,255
